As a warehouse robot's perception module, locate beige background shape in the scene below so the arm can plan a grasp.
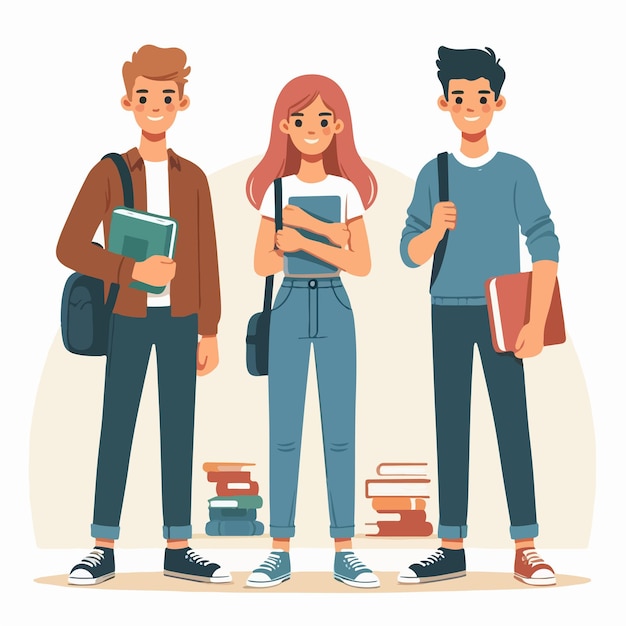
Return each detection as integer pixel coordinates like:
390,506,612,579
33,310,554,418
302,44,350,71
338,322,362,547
29,158,595,549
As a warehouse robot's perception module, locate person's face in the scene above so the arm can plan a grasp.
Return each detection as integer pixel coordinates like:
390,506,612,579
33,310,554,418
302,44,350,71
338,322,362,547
438,77,505,134
279,94,343,156
121,76,189,134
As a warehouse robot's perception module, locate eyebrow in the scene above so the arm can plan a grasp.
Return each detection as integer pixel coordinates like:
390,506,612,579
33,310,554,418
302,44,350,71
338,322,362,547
290,111,333,116
136,89,149,93
478,90,491,94
163,89,176,93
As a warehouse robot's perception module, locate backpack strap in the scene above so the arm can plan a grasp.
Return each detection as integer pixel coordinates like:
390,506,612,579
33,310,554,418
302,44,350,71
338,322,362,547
262,178,283,313
99,152,135,303
430,151,449,289
101,152,134,208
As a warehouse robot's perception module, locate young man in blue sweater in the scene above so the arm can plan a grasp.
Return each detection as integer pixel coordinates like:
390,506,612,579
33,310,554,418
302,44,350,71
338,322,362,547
398,46,559,586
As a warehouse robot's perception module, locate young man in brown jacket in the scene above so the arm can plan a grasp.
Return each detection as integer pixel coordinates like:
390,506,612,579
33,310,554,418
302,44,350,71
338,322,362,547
57,44,230,585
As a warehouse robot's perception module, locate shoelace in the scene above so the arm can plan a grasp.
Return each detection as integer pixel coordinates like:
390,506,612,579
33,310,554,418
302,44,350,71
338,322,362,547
521,550,545,566
416,549,445,566
343,553,369,573
78,548,105,568
184,549,212,566
257,553,282,572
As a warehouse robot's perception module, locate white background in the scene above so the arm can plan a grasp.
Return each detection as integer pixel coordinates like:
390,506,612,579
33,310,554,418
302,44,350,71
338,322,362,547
2,0,623,622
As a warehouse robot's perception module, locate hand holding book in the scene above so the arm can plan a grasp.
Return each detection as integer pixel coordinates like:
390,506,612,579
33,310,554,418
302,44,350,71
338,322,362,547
131,255,176,287
282,204,349,248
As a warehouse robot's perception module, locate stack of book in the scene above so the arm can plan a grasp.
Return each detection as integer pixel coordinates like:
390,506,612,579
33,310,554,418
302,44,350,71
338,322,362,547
203,461,265,536
364,462,433,537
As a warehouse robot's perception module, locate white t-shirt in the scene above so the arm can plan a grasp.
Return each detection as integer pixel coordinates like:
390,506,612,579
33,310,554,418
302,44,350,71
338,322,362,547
258,174,365,222
144,160,171,307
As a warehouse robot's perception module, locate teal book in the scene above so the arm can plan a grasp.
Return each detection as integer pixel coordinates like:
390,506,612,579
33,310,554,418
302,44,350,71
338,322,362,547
108,207,178,294
284,195,341,276
204,519,265,536
209,507,257,522
208,494,263,509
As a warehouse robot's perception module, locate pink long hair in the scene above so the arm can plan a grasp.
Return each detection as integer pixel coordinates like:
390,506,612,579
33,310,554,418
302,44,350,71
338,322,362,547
246,74,377,210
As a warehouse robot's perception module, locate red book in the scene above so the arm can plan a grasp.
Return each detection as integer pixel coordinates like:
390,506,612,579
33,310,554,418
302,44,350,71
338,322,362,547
365,520,433,537
206,471,251,483
375,510,427,524
485,272,565,354
215,480,260,496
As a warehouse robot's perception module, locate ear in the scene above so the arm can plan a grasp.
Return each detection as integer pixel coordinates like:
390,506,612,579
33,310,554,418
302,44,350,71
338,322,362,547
121,95,133,111
437,96,449,111
334,119,344,134
279,119,290,134
495,95,506,111
178,95,190,111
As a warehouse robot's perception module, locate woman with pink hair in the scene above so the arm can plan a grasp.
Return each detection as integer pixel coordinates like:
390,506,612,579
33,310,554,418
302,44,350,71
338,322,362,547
246,74,380,589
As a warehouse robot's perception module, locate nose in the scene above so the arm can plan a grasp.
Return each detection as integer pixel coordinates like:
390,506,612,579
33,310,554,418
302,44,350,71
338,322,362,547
466,107,475,112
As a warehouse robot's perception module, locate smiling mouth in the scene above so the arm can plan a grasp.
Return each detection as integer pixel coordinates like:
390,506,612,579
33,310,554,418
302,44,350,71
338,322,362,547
304,138,319,144
464,116,480,122
147,115,164,121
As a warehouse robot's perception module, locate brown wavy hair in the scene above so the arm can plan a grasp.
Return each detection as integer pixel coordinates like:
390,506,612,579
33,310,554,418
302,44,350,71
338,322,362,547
122,45,190,98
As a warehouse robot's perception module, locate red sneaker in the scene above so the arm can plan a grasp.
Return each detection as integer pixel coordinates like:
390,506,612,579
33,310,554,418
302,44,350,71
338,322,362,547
514,549,556,586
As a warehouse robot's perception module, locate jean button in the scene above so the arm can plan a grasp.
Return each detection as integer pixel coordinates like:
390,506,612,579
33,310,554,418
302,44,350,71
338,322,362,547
309,279,317,289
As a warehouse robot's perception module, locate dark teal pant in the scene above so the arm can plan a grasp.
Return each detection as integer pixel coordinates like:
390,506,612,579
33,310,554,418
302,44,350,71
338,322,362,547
432,305,539,540
91,308,198,540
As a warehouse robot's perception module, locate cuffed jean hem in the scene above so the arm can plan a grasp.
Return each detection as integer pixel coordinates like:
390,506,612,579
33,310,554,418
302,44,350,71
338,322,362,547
163,525,193,540
91,524,120,540
510,523,539,540
269,525,296,539
438,524,468,540
330,525,355,539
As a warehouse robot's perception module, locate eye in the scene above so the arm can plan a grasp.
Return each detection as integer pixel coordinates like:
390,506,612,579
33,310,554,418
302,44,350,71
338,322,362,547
165,95,172,104
294,119,303,128
455,96,463,105
480,96,487,104
320,118,329,128
139,96,147,104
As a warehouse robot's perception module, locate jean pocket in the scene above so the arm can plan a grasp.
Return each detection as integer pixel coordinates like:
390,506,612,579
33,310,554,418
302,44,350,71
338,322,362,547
272,285,293,311
331,284,352,310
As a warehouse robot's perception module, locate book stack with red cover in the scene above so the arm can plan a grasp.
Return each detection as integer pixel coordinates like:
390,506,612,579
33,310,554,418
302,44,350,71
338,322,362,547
364,462,433,537
203,461,265,536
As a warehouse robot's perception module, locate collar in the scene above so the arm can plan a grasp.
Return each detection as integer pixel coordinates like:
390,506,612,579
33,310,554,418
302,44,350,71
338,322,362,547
126,147,182,171
452,148,498,168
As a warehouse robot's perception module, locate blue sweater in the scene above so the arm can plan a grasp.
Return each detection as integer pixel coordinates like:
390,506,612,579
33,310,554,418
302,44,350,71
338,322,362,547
399,152,560,304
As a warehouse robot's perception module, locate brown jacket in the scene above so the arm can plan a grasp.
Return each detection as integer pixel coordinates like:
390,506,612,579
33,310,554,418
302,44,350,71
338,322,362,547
57,148,221,336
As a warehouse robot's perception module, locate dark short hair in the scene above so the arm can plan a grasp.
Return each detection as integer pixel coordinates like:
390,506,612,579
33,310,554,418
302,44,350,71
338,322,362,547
436,46,506,99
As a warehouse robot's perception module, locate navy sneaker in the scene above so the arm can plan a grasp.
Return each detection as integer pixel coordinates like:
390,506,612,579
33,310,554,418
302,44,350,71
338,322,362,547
164,547,232,583
397,547,466,583
334,550,380,588
68,547,115,585
246,550,291,588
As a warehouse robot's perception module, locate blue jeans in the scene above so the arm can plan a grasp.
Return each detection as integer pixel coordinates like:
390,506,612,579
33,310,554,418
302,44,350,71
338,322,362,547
432,305,539,541
91,308,198,541
268,277,356,539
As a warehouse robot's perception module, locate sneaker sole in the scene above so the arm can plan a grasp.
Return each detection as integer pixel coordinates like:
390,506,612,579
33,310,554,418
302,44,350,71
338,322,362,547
163,570,233,583
68,572,115,586
334,575,380,589
514,573,556,586
246,575,291,588
397,570,466,584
